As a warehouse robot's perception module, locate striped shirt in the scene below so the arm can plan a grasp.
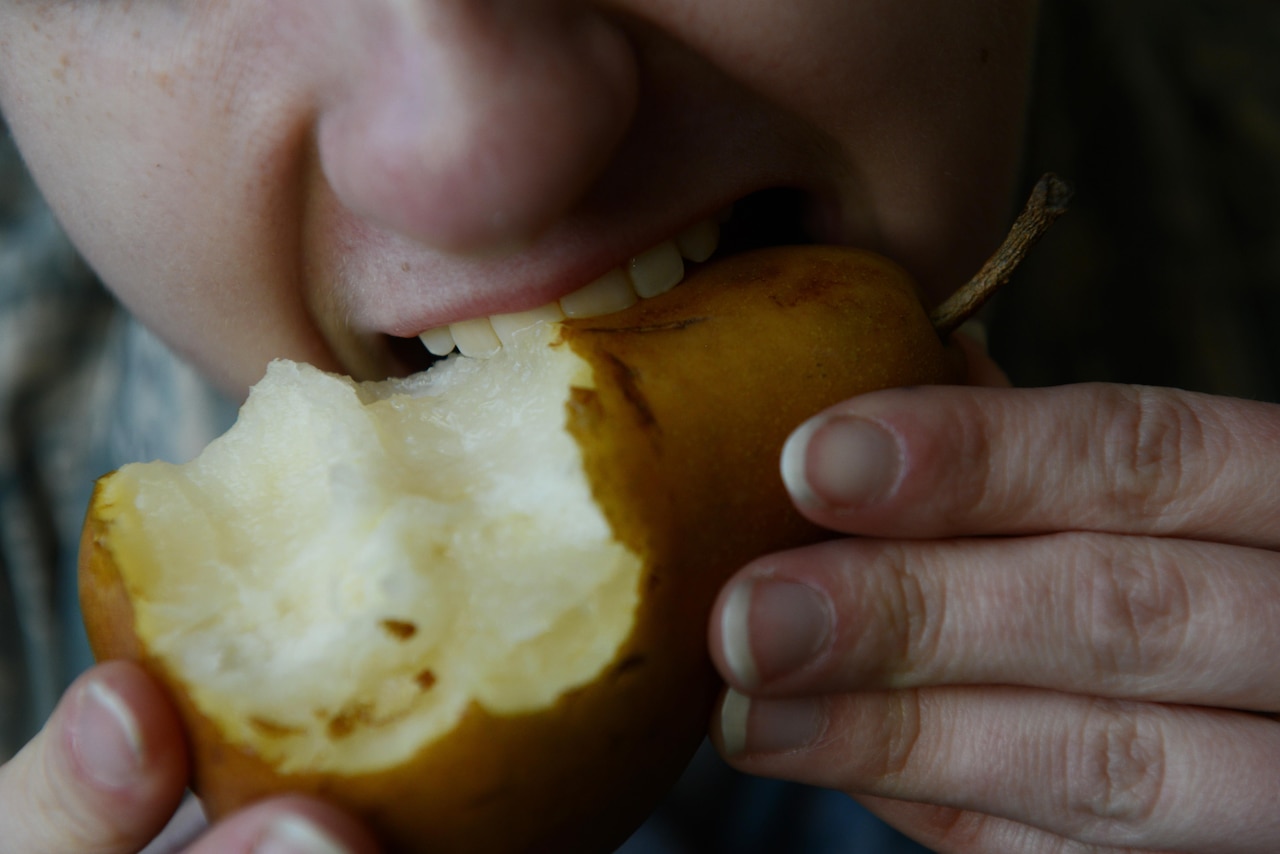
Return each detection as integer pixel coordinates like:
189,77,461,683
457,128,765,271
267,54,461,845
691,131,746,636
0,119,235,759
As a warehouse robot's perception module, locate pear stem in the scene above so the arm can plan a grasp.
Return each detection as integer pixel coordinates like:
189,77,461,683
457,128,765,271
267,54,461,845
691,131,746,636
929,173,1073,338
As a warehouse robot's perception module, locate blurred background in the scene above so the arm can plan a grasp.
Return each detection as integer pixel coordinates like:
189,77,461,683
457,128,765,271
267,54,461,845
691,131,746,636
996,0,1280,399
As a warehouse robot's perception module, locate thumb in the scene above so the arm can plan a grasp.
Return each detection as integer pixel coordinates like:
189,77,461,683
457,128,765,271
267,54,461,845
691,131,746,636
0,661,189,853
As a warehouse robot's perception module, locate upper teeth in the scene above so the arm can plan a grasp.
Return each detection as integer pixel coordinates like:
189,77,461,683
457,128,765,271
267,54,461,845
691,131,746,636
418,217,721,359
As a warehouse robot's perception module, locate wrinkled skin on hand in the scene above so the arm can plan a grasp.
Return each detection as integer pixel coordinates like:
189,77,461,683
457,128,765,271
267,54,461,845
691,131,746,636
711,341,1280,853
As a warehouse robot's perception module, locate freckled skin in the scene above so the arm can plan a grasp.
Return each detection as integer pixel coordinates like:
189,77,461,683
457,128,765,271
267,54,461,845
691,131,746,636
0,0,1038,397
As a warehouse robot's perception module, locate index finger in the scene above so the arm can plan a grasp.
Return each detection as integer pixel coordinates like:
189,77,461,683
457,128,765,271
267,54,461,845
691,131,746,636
781,383,1280,548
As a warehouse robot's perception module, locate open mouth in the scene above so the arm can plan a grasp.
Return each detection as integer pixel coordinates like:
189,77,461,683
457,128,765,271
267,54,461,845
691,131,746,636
383,187,814,375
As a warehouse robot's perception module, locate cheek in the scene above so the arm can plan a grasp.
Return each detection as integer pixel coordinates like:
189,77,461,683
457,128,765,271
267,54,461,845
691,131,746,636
648,0,1033,124
635,0,913,123
6,11,257,280
0,4,336,393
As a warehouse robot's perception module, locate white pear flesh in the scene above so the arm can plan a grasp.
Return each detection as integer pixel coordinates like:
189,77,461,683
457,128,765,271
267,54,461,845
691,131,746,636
95,323,641,774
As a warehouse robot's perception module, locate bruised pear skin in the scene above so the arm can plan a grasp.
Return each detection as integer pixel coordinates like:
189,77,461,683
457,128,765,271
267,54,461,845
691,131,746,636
79,245,964,854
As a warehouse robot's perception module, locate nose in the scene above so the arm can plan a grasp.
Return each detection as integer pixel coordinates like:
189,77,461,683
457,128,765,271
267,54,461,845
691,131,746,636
314,1,638,254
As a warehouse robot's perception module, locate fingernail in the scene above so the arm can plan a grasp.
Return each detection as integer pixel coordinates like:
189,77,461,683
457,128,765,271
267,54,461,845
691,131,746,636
781,415,900,509
255,815,352,854
719,689,826,757
72,679,144,789
721,579,832,689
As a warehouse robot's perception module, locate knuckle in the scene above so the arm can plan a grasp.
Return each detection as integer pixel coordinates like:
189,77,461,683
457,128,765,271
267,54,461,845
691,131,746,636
868,543,947,683
1075,535,1192,681
874,688,926,781
1062,699,1167,835
945,393,1005,524
1100,386,1210,519
898,805,996,853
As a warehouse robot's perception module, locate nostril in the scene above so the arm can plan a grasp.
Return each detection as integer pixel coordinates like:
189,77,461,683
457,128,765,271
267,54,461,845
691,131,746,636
316,6,638,255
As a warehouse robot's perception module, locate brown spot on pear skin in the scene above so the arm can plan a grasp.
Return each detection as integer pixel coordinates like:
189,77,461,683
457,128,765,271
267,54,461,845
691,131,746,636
327,703,374,740
578,318,708,334
567,386,603,425
249,717,305,739
601,354,656,430
415,669,438,690
381,619,417,640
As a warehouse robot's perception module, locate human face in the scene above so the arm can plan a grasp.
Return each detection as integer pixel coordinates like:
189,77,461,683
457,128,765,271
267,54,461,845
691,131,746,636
0,1,1038,397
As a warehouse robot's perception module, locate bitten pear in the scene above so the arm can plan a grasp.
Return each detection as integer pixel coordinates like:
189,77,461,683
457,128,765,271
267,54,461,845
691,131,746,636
80,243,967,853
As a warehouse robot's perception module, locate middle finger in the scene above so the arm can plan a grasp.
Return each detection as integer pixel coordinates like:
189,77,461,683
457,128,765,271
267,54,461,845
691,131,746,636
711,534,1280,712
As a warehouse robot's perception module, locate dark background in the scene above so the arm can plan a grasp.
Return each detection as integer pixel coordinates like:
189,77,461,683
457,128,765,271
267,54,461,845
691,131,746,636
995,0,1280,401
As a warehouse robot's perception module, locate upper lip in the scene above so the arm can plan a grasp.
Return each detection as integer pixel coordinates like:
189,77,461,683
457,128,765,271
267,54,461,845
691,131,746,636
380,220,725,338
369,188,821,340
314,207,731,379
310,177,834,380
